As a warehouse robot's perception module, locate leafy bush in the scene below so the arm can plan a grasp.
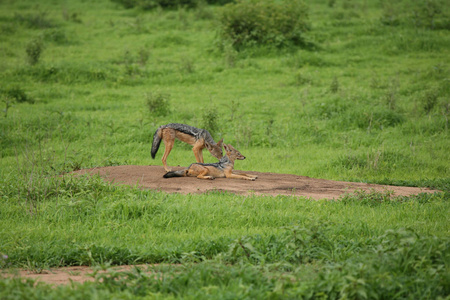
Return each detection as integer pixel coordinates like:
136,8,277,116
1,86,34,104
218,0,310,49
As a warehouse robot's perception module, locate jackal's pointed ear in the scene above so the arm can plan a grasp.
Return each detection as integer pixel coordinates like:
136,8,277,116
223,144,231,152
217,138,224,147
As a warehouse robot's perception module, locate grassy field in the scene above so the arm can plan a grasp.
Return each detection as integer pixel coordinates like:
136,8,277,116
1,0,449,298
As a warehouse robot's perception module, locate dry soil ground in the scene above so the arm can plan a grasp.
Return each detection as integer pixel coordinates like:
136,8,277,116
74,165,436,200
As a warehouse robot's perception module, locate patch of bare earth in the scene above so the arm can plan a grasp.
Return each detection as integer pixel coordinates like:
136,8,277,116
3,165,439,285
73,165,437,200
1,265,152,286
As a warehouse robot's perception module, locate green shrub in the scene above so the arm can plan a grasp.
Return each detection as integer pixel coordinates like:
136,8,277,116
219,0,310,50
146,92,171,116
1,86,34,104
25,38,44,65
201,106,220,136
111,0,199,9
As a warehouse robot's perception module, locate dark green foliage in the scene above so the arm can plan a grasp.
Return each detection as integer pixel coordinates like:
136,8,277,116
111,0,233,9
25,38,44,65
1,86,34,104
219,0,310,49
201,106,220,137
13,12,54,29
381,0,450,30
111,0,201,10
43,28,70,45
421,88,440,114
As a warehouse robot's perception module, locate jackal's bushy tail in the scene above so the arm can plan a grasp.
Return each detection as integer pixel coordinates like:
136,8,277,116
163,170,186,178
151,127,162,159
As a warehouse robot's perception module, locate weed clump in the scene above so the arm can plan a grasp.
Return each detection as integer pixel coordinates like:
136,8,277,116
25,38,44,65
146,92,171,117
219,0,310,50
201,106,220,137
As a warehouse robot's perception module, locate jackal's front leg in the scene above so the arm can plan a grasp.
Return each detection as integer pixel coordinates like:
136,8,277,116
225,171,257,181
237,172,258,180
193,145,204,163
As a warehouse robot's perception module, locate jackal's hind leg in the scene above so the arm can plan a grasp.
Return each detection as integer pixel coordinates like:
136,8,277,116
162,138,174,172
190,167,214,180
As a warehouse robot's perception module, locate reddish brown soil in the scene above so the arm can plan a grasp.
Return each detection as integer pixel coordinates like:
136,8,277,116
73,165,437,200
2,165,439,285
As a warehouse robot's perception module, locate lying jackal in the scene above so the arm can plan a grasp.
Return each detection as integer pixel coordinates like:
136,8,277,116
151,123,223,172
163,144,258,181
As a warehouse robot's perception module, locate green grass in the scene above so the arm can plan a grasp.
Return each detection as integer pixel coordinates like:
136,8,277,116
1,0,449,298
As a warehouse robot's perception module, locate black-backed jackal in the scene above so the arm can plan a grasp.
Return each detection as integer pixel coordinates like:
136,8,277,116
151,123,224,172
163,144,258,181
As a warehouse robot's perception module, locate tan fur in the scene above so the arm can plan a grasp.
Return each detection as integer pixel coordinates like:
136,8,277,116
157,127,223,172
164,144,258,181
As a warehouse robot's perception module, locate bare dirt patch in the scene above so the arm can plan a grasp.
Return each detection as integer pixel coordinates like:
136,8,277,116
3,165,439,285
1,265,151,286
73,165,437,200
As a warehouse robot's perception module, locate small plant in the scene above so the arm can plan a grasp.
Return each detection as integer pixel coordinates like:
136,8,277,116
330,76,339,93
138,48,150,66
1,86,34,117
3,86,34,104
294,72,312,86
146,92,171,117
383,79,398,110
422,89,439,114
201,106,220,136
221,40,238,67
179,57,195,74
26,38,44,65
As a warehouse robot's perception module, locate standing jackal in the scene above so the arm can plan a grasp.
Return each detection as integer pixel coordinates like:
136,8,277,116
163,144,258,181
151,123,224,172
